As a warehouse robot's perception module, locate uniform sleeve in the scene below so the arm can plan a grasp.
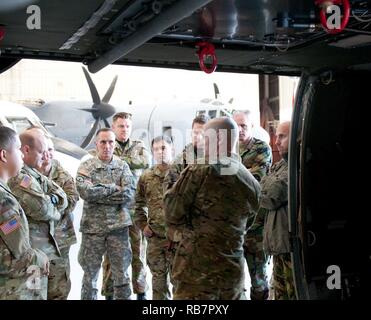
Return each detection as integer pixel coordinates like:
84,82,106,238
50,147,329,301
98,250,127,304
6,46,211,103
45,177,68,213
134,175,149,231
123,142,152,170
163,159,183,192
163,165,203,228
57,170,79,215
260,174,288,210
248,142,272,182
76,162,118,203
8,176,61,222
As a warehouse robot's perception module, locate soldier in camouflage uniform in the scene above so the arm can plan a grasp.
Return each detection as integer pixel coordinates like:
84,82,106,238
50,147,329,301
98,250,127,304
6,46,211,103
233,110,272,300
0,126,49,300
8,128,68,300
164,117,261,299
163,114,209,192
101,112,151,300
76,128,135,300
134,136,174,300
261,121,296,300
36,137,79,299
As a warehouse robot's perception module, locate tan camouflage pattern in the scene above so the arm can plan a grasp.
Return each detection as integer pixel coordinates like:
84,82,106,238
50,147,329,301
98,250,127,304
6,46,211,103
164,154,261,300
0,180,48,300
47,159,78,249
102,139,150,296
134,164,173,300
44,159,79,299
9,165,67,260
272,253,296,300
239,137,272,299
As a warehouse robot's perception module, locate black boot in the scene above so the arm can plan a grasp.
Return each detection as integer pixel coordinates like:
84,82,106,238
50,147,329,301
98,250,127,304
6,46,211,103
137,293,147,300
250,288,269,300
105,295,113,300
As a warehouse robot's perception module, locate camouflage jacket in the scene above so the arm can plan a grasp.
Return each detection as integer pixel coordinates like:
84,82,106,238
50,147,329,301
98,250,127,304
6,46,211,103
8,165,68,260
114,138,151,182
261,159,290,255
46,159,78,249
134,165,169,238
163,143,203,191
76,155,135,234
163,154,261,288
239,137,272,182
0,180,48,299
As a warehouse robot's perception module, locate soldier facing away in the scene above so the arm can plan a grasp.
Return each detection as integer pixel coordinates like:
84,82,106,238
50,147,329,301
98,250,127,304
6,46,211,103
101,112,150,300
233,110,272,300
164,117,261,299
134,135,174,300
76,128,135,300
0,126,49,300
8,127,68,300
36,137,79,299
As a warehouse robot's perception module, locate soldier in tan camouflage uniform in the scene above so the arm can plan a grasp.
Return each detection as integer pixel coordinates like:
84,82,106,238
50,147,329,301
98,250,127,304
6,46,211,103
163,114,209,192
8,128,68,300
101,112,151,300
76,128,135,300
36,137,79,299
0,126,49,300
233,110,272,300
164,117,261,299
134,136,174,300
261,121,296,300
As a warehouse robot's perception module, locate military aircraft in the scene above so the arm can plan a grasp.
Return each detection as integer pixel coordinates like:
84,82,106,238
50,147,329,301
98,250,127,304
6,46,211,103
26,66,269,155
1,0,370,300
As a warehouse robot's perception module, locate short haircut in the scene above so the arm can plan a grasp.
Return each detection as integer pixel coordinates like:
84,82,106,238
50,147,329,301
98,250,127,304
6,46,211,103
0,126,18,151
96,128,114,136
192,114,210,128
233,109,252,120
151,135,173,148
113,112,132,122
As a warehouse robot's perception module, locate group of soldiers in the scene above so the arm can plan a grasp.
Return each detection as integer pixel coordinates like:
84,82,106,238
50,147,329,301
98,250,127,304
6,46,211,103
0,108,295,300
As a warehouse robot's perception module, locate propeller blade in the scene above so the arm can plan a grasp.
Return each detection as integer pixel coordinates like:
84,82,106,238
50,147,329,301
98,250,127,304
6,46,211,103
213,83,220,99
80,118,100,149
103,119,111,128
102,75,118,103
82,67,101,105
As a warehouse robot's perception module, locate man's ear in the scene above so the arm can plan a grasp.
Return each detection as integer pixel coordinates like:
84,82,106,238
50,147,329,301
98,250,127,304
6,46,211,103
0,149,7,163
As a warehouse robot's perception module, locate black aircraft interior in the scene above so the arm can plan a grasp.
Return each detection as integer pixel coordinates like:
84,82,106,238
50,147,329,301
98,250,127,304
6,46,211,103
0,0,370,299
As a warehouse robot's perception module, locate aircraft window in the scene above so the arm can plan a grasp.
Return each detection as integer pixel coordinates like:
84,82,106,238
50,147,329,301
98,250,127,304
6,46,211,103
6,117,34,134
208,110,217,118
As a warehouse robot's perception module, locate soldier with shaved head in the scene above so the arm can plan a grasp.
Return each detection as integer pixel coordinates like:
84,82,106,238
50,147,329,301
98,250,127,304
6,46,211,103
260,121,296,300
164,117,261,300
8,127,68,299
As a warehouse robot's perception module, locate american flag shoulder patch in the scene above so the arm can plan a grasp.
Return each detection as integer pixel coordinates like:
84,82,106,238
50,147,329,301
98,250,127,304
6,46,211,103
0,217,20,235
20,175,31,188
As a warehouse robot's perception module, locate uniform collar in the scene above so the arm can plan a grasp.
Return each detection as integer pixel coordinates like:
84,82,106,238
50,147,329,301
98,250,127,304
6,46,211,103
153,164,169,177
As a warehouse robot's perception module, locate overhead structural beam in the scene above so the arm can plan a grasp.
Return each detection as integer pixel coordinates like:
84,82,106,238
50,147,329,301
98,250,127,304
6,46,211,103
88,0,213,73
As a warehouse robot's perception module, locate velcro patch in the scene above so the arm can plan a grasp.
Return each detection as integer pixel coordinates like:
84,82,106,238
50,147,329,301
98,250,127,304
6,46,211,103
20,175,31,188
0,217,20,235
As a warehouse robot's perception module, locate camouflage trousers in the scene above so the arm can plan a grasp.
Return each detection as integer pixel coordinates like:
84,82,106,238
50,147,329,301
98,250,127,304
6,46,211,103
47,246,71,300
101,223,148,296
272,253,296,300
173,282,245,300
244,210,269,300
147,236,173,300
0,272,48,300
79,228,132,300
